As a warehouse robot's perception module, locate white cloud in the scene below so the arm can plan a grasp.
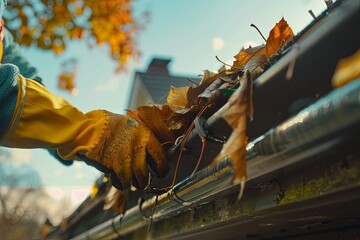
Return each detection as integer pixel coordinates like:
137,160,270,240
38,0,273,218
54,168,65,176
73,161,83,169
75,171,84,180
71,188,90,204
8,149,32,164
212,37,225,51
95,75,120,92
47,187,65,199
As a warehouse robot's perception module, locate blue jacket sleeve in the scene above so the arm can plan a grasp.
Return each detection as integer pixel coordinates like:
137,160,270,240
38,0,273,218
2,28,42,83
0,63,19,139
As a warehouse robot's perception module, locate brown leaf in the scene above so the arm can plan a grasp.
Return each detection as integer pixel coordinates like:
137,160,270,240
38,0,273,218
231,45,265,71
212,71,253,197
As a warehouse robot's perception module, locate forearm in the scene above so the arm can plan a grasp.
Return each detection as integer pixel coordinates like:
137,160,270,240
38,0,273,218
0,71,104,160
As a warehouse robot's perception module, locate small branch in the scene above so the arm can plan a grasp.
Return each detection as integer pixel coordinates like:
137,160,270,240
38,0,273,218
250,23,267,42
187,78,199,86
190,139,206,177
308,10,316,20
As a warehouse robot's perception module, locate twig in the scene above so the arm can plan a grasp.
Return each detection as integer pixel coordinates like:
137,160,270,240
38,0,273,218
187,78,199,86
215,56,232,67
171,105,209,187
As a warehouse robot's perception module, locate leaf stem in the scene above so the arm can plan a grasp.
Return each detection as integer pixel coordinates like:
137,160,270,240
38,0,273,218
250,23,267,42
215,56,232,67
190,138,206,177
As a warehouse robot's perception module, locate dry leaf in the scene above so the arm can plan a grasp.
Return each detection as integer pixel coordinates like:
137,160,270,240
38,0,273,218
231,45,266,71
167,86,192,113
194,78,235,106
103,186,128,214
166,68,227,113
332,49,360,88
212,70,253,198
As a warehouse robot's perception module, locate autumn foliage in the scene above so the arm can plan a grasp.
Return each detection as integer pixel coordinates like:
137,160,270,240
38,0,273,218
4,0,145,93
4,0,142,70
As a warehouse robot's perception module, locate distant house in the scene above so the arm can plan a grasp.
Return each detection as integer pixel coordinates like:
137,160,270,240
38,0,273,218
127,58,198,110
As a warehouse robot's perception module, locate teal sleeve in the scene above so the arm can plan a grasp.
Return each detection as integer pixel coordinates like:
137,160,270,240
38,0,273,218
2,28,42,83
0,63,19,139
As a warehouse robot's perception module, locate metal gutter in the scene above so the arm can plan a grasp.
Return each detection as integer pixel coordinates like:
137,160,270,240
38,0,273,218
71,79,360,240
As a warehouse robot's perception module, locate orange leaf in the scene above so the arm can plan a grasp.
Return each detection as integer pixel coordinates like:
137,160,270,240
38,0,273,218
265,17,294,57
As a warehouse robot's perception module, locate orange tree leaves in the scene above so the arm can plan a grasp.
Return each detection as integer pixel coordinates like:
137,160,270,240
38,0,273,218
4,0,144,72
57,58,78,94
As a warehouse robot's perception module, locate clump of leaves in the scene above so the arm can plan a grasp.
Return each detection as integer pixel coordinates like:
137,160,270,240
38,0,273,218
97,18,295,215
162,17,294,196
213,18,294,198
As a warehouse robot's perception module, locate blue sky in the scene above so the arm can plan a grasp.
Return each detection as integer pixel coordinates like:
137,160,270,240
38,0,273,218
3,0,327,206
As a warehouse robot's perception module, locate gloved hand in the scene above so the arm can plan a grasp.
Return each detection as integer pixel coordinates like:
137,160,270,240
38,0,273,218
78,110,168,189
0,75,168,190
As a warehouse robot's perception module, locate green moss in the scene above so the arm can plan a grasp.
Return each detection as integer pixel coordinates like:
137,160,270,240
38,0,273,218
279,160,360,205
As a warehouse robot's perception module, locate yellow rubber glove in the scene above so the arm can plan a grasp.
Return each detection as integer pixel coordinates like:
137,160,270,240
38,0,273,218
1,75,168,190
